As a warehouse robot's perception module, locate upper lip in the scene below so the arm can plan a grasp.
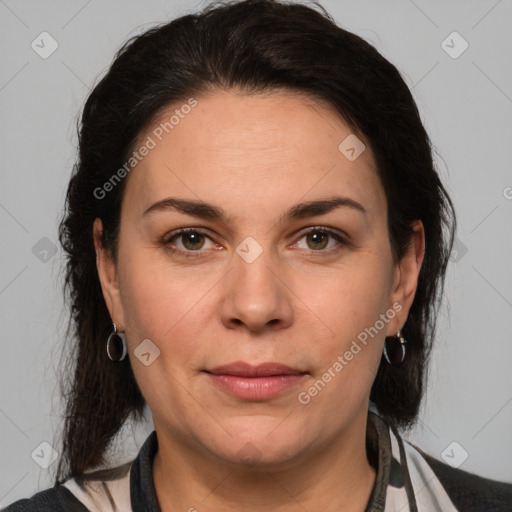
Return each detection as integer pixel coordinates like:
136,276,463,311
205,361,306,377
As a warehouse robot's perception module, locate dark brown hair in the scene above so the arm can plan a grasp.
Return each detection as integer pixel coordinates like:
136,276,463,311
56,0,456,483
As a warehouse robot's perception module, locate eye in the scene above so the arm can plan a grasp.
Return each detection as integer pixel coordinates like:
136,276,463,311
294,228,347,252
162,226,348,259
163,228,218,257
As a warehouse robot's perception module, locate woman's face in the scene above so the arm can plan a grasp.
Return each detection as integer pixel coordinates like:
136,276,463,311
95,90,424,467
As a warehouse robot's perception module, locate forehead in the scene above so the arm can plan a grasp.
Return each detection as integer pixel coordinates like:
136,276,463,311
123,90,386,225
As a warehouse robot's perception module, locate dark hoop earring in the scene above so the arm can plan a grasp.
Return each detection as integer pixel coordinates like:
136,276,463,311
383,329,407,366
106,322,127,361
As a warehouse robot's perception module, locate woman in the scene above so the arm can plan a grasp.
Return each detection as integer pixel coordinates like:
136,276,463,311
4,0,511,511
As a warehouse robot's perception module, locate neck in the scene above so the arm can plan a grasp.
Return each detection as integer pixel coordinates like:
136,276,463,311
153,410,376,512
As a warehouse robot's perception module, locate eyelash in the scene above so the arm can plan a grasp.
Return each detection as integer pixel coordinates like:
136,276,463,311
161,227,348,259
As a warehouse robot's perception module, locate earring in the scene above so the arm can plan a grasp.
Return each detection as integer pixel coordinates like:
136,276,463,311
106,322,127,361
383,329,407,366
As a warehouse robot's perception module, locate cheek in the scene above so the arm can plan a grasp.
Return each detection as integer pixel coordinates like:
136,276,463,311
296,274,388,423
116,253,218,420
295,256,392,394
117,249,222,364
302,259,393,340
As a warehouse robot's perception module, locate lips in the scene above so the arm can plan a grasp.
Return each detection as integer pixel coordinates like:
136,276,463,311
206,361,305,377
204,361,308,401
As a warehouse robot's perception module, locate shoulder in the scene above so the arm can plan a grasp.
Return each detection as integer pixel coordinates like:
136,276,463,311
2,460,133,512
1,485,90,512
413,444,512,512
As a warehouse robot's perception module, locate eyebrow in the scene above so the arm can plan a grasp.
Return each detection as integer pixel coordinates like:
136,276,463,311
142,195,367,222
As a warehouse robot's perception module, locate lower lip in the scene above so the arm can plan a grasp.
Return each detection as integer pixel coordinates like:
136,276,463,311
205,373,307,400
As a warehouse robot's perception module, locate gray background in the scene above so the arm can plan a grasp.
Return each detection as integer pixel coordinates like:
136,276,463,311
1,0,511,506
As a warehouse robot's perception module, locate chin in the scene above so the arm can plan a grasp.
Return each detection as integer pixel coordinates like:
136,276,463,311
202,421,312,470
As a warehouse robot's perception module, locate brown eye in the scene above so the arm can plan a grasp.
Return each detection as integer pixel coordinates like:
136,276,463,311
163,229,217,257
295,228,346,252
305,231,330,250
179,232,206,251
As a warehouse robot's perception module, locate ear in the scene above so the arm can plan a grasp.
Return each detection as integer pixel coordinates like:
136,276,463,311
386,220,425,336
93,218,126,330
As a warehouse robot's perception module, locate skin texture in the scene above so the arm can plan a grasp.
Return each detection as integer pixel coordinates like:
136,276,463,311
94,90,425,512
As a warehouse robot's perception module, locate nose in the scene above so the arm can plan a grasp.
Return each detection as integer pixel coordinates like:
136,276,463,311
220,248,293,334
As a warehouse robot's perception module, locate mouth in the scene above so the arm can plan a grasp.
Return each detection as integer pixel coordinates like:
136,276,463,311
203,361,308,401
